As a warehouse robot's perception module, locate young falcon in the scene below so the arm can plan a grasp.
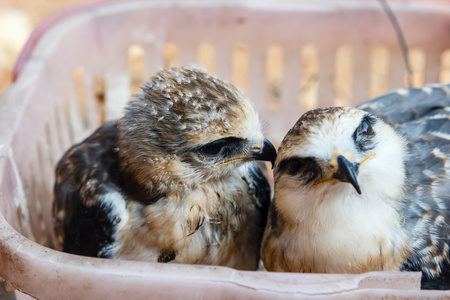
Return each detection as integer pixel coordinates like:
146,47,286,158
261,84,450,289
53,66,276,270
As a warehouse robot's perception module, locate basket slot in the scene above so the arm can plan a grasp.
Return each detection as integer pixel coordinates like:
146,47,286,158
54,101,73,154
388,49,408,91
281,44,301,112
65,72,86,142
334,45,353,107
280,44,302,136
352,45,372,105
197,43,215,74
163,43,180,68
104,59,131,121
369,46,390,99
247,45,269,133
144,41,165,79
22,160,40,241
300,45,319,111
29,156,49,246
82,72,104,129
213,41,232,82
439,49,450,83
73,66,92,131
231,45,248,93
128,45,145,96
425,48,444,84
178,42,197,67
409,48,426,87
317,45,337,108
0,152,34,241
60,87,76,145
45,115,61,167
266,44,283,111
35,136,56,247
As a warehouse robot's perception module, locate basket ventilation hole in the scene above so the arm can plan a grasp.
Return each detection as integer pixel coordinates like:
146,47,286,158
300,45,319,110
93,76,106,125
232,45,249,94
408,48,425,87
53,105,65,155
334,45,353,107
73,66,89,130
369,46,390,99
61,87,75,143
128,45,145,96
164,43,180,69
266,44,283,111
197,43,215,75
440,49,450,83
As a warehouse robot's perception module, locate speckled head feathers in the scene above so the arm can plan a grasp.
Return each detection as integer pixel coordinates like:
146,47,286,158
117,67,264,189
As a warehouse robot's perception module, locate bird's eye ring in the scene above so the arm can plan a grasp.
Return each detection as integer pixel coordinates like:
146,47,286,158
354,115,376,140
353,115,376,152
359,120,374,136
197,137,242,157
200,140,226,156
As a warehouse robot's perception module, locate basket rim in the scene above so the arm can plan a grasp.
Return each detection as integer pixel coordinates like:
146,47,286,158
12,0,450,82
0,211,429,298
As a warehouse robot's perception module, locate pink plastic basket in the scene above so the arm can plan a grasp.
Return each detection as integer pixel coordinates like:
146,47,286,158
2,0,450,298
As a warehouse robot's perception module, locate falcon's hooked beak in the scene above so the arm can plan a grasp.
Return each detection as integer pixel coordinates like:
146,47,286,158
311,151,376,194
332,155,361,194
249,138,277,168
215,137,277,168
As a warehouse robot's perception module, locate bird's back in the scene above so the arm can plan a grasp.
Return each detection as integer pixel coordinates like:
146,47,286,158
358,84,450,125
396,107,450,289
361,84,450,289
53,120,123,257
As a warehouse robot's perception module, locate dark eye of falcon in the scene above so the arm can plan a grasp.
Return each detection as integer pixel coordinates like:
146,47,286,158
199,137,242,156
277,157,321,183
286,159,304,175
353,115,376,151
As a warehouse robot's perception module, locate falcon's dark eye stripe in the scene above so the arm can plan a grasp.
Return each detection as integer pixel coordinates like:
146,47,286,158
198,137,242,156
277,157,321,183
353,115,376,152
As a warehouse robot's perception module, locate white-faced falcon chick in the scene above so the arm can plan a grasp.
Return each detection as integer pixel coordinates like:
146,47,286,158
261,84,450,288
53,67,276,270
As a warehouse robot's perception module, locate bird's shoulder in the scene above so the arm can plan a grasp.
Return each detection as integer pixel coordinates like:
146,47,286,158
54,120,121,205
53,120,126,257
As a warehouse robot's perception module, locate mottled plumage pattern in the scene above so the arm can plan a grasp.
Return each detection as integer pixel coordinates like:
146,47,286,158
262,84,450,289
53,67,275,270
361,85,450,288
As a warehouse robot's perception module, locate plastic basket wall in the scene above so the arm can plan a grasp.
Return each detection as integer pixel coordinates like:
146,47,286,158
2,0,450,298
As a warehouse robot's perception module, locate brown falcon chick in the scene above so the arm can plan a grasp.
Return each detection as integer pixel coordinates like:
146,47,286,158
53,67,276,270
262,84,450,289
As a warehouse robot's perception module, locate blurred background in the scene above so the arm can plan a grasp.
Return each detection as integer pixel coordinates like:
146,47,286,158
1,1,90,298
0,0,92,94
